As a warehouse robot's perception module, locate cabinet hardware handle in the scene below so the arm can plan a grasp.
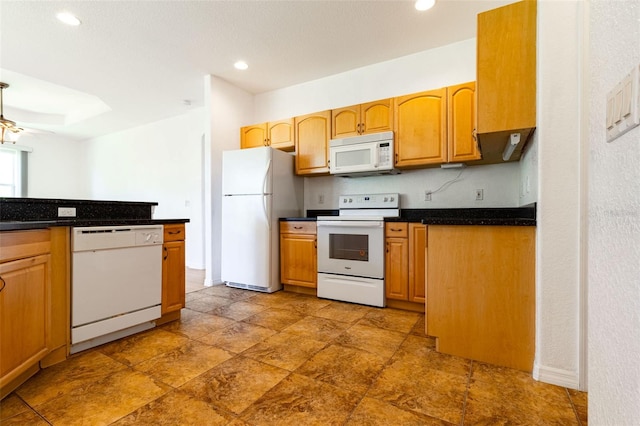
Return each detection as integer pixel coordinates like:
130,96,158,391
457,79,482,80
472,128,477,141
395,153,398,164
0,276,5,293
390,228,402,232
294,226,303,229
163,247,168,260
168,230,181,235
357,123,361,134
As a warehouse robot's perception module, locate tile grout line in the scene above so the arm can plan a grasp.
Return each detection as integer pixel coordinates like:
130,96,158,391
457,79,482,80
565,387,584,426
459,359,474,426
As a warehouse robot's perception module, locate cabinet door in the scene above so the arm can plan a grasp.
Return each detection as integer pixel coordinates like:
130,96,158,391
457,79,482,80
268,119,294,152
361,99,393,135
162,240,185,314
331,105,360,138
408,224,426,303
280,234,317,288
294,111,331,175
394,89,447,168
384,237,408,301
477,0,536,133
0,254,51,388
241,124,267,149
448,82,481,162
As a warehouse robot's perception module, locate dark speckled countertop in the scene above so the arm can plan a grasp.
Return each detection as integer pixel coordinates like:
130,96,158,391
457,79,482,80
282,207,536,226
0,197,189,231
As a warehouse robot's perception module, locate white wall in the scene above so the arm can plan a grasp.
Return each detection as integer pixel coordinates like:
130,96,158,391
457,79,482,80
85,108,205,269
254,38,477,123
203,75,253,286
588,0,640,423
533,0,585,389
20,133,89,199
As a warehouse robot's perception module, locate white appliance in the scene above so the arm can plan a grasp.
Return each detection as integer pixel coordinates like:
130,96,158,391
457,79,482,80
317,193,400,307
221,147,302,293
71,225,163,354
329,131,398,176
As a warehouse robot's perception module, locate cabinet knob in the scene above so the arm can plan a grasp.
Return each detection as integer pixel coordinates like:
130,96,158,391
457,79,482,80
163,247,168,260
0,276,5,293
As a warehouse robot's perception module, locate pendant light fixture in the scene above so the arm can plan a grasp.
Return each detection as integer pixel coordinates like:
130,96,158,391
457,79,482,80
0,83,23,144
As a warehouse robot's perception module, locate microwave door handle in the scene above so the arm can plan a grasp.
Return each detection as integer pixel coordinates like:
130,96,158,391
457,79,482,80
373,144,379,168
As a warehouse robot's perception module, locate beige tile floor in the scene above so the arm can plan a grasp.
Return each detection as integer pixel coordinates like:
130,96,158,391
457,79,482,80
1,284,588,425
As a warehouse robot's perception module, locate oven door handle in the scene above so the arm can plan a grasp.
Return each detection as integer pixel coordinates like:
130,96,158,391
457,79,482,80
316,221,383,228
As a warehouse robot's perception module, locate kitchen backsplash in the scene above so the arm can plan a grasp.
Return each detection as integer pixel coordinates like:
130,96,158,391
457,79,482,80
303,162,521,211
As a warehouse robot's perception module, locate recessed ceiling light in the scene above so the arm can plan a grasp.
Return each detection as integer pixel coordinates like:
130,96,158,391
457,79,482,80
415,0,436,12
234,61,249,71
57,12,81,26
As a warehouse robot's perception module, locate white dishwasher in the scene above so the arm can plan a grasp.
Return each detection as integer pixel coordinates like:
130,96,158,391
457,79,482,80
71,225,163,354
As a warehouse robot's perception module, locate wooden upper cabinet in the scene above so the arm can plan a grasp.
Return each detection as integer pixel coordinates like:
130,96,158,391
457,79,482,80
241,120,294,151
240,124,267,149
294,111,331,175
394,88,447,168
267,119,294,152
332,99,392,138
447,82,481,162
477,0,536,134
332,105,359,138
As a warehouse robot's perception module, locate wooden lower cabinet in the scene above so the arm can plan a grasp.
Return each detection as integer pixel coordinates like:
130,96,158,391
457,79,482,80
159,224,186,324
426,225,535,372
280,222,317,289
385,223,426,309
0,230,53,399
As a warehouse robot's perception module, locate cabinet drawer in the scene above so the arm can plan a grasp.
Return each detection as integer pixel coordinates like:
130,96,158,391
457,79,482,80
163,224,185,242
0,229,51,263
280,221,317,234
385,222,408,238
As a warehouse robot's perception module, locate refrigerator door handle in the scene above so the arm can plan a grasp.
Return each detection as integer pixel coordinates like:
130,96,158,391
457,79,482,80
262,159,272,195
263,193,270,230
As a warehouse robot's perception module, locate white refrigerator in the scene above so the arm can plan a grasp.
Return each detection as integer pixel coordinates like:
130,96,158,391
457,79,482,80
221,147,303,293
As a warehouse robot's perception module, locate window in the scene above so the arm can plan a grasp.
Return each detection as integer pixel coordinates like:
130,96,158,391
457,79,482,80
0,147,28,197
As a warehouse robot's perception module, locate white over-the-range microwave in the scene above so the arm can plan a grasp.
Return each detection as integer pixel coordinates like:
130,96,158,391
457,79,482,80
329,131,399,177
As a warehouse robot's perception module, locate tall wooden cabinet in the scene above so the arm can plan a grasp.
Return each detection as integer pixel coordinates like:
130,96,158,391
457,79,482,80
294,111,331,175
476,0,537,162
280,221,317,289
331,99,393,138
159,224,186,323
427,225,535,372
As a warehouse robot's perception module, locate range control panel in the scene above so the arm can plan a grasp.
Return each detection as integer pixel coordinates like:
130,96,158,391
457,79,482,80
339,193,400,209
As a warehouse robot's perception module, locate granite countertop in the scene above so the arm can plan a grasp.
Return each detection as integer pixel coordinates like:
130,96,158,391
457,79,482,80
0,218,189,232
281,207,536,226
0,197,188,232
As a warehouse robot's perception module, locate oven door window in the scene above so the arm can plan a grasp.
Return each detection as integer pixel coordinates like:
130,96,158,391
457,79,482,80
329,233,368,261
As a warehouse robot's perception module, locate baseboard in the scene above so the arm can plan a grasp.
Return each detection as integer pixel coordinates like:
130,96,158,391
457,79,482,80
532,363,580,389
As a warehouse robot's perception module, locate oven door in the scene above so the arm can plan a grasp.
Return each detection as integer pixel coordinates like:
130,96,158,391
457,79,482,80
316,219,384,279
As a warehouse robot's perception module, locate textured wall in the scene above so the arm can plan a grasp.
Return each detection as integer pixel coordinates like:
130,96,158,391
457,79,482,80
588,0,640,423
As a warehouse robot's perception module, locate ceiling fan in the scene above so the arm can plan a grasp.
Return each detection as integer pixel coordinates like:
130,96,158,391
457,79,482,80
0,82,24,144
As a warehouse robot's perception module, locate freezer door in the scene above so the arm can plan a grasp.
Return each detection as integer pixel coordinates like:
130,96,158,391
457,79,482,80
221,194,272,288
222,147,272,195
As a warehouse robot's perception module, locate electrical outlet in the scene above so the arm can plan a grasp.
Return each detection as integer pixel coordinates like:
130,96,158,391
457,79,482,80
318,194,325,204
424,190,432,201
475,189,484,201
58,207,76,217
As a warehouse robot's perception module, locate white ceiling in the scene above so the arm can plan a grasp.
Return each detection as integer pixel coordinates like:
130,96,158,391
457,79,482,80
0,0,513,141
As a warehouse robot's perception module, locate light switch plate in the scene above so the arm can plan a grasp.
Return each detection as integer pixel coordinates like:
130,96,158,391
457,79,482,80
606,64,640,142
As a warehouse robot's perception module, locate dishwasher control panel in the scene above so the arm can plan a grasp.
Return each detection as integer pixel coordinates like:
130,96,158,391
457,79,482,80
72,225,164,252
